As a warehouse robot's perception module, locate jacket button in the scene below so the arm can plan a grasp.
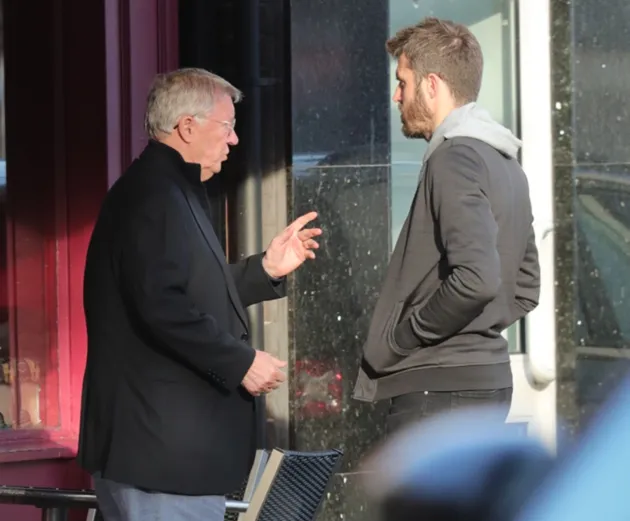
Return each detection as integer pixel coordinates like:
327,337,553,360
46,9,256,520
241,334,249,341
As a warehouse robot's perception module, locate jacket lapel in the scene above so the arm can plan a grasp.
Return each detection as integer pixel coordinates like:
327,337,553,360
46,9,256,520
179,186,249,330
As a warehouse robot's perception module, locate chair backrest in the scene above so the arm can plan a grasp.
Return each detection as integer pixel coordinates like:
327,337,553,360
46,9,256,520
241,449,343,521
232,449,270,521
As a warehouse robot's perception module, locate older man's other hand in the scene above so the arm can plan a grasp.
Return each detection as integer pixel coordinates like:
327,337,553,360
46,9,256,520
242,350,287,396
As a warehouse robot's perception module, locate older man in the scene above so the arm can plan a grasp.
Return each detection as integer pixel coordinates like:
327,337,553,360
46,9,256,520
78,68,321,521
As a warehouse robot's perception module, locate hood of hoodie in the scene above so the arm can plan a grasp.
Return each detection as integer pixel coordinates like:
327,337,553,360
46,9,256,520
423,102,522,165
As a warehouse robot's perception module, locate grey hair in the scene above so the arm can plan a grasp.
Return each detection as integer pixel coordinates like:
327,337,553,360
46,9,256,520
144,68,243,140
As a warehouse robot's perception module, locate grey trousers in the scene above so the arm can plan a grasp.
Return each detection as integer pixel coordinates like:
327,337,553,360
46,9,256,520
94,475,226,521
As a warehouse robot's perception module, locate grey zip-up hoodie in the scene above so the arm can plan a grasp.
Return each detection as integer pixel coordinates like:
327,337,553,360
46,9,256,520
353,103,540,402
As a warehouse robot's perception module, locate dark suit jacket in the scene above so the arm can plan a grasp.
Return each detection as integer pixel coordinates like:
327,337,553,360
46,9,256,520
78,140,285,495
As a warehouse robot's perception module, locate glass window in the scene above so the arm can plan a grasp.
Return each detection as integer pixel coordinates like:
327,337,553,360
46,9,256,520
575,167,630,348
572,0,630,350
0,2,59,432
389,0,522,353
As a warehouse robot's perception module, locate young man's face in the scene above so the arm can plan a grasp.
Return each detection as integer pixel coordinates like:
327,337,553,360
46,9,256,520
393,53,434,141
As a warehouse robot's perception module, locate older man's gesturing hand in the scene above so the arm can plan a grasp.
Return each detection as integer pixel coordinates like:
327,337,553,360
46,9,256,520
262,212,322,279
242,351,287,396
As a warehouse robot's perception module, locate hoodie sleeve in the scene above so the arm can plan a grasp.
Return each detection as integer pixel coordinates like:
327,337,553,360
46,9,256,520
393,144,501,349
512,225,540,322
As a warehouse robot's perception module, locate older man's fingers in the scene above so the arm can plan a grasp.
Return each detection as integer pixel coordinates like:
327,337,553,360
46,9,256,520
289,212,318,232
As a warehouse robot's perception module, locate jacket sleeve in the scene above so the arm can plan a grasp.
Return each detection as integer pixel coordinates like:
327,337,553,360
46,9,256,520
120,190,255,389
393,144,501,350
512,224,540,322
229,253,286,308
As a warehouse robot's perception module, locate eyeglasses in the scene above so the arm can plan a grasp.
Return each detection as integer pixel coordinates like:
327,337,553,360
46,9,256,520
209,119,236,136
173,115,236,136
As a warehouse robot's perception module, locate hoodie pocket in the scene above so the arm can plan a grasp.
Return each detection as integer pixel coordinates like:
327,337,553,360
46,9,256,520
386,301,405,349
363,301,406,373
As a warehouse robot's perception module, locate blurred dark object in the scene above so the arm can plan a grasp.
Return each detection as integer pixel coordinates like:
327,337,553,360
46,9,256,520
363,408,554,521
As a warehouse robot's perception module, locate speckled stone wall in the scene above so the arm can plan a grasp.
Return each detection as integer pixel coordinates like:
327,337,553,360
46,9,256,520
550,0,581,443
287,2,390,520
552,0,630,443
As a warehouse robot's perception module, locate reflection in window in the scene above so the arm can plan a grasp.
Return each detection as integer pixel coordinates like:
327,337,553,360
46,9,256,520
0,3,52,431
576,168,630,348
388,0,521,352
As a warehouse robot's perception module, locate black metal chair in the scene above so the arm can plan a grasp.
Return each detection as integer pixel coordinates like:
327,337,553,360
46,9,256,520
239,448,343,521
0,448,342,521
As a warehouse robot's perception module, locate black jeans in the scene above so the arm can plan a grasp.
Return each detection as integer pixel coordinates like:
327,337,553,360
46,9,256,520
386,388,513,436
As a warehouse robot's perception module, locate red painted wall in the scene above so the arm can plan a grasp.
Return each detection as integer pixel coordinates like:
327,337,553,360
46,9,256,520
0,1,178,520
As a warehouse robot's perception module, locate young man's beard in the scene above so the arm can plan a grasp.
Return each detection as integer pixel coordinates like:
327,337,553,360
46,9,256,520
400,91,433,140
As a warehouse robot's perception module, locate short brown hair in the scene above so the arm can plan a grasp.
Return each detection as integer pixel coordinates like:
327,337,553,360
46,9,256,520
386,17,483,104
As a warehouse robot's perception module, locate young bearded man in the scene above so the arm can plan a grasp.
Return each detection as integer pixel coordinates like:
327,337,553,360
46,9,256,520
353,18,540,434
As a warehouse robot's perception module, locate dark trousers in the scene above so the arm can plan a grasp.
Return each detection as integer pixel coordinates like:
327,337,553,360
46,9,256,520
386,388,513,435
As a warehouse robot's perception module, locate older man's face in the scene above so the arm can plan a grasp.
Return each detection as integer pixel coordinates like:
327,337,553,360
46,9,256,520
192,93,239,180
